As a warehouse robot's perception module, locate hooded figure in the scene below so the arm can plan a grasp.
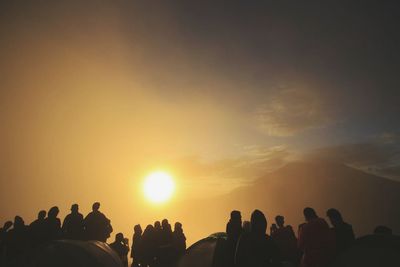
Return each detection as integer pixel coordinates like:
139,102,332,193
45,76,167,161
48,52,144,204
235,209,280,267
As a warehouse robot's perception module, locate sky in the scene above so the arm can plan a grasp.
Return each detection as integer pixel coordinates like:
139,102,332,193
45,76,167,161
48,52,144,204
1,1,400,244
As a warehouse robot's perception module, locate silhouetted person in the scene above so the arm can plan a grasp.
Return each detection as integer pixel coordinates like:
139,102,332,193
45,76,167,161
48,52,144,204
84,202,113,242
235,209,280,267
141,224,156,267
226,210,243,267
5,216,29,266
158,219,174,267
373,225,393,235
326,208,355,254
298,207,335,267
271,215,299,265
0,221,13,263
44,206,62,241
110,233,130,267
62,204,84,240
172,222,186,261
131,224,143,267
29,210,47,246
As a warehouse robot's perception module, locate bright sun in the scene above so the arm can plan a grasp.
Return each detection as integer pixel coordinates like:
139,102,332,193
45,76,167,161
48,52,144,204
143,171,175,204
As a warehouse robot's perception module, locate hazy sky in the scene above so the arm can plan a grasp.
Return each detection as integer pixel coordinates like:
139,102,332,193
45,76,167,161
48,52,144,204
1,1,400,244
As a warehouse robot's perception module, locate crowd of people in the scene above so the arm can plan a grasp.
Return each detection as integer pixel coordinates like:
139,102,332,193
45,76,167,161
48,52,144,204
0,202,113,266
129,219,186,267
0,202,394,267
222,207,357,267
0,202,186,267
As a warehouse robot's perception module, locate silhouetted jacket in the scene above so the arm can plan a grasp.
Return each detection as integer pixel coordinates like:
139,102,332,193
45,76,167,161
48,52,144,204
84,211,112,242
131,233,142,261
271,225,298,262
110,241,129,267
29,219,47,245
62,212,84,240
172,230,186,259
43,217,62,241
332,222,355,254
235,232,280,267
298,218,335,267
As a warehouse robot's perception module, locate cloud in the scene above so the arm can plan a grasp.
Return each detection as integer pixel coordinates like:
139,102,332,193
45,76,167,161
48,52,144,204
255,87,333,136
307,133,400,180
169,145,291,196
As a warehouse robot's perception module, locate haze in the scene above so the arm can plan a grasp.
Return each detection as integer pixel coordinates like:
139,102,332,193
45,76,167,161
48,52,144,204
1,1,399,245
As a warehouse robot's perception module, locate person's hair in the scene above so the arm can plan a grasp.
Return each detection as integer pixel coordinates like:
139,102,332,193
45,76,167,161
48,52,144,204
251,209,267,234
92,202,100,211
38,210,47,219
303,207,317,220
326,208,342,221
230,210,241,220
116,232,124,241
134,224,142,234
275,215,284,226
48,206,59,218
71,204,79,211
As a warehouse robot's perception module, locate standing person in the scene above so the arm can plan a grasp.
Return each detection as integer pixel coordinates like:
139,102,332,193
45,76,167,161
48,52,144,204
110,233,130,267
298,207,335,267
0,221,13,256
235,209,280,267
326,208,355,254
172,222,186,261
131,224,143,267
29,210,47,246
44,206,62,242
62,204,84,240
84,202,113,242
226,210,243,267
271,215,299,265
5,216,29,267
141,224,156,267
159,219,174,267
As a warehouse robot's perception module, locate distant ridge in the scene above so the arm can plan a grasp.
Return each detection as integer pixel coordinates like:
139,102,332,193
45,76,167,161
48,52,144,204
224,160,400,236
175,160,400,244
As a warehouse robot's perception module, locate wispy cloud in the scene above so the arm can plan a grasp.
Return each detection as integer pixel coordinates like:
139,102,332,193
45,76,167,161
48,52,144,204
255,87,333,136
306,133,400,180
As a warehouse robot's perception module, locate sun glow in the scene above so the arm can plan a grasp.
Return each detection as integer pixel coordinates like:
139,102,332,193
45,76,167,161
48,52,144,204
143,171,175,204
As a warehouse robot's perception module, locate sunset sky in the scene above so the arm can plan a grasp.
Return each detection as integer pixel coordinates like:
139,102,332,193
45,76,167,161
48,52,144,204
1,1,399,244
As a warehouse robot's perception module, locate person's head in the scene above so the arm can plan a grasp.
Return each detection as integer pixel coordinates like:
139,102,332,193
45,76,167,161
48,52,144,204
374,225,392,235
230,210,242,222
174,222,183,232
92,202,100,211
162,219,169,229
154,221,161,229
144,224,154,235
303,207,317,222
326,208,343,226
71,204,79,213
14,216,25,228
251,209,267,235
116,232,124,242
48,206,59,218
134,224,142,235
38,210,47,220
275,215,284,227
3,220,13,230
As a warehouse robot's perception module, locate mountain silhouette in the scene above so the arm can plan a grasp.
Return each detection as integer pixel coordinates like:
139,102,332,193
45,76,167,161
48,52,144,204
225,160,400,235
176,160,400,244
